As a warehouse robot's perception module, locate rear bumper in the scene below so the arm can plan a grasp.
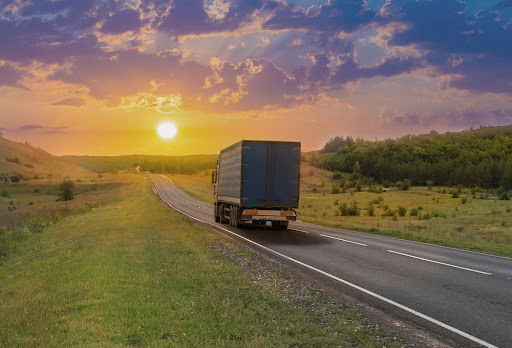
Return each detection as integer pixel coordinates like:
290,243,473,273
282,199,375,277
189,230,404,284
241,209,296,222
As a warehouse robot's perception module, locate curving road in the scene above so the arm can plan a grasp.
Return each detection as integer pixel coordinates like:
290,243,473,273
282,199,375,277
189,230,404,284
150,174,512,348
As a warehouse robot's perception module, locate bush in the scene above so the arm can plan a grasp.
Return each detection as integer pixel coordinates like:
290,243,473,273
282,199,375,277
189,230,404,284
500,192,510,200
331,185,339,194
426,180,434,190
1,190,10,197
382,180,392,188
356,184,362,192
382,208,395,217
397,206,407,216
451,191,459,198
5,157,20,164
367,205,375,216
400,179,411,191
339,203,348,216
457,184,463,193
333,200,339,205
312,187,317,192
58,179,75,201
24,163,34,168
461,197,468,204
332,172,342,180
410,208,419,216
10,173,23,182
348,201,360,216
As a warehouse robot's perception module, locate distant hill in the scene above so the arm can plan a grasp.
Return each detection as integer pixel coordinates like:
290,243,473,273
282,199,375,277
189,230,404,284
318,125,512,189
0,137,94,180
62,154,219,174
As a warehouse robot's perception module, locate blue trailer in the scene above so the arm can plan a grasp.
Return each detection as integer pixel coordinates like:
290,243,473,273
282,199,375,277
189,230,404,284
212,140,301,229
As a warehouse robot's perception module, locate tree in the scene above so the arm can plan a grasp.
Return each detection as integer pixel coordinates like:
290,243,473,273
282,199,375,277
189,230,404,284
58,180,75,201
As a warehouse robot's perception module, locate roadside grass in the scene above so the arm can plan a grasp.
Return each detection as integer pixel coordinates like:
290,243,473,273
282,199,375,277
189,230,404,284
168,171,214,204
298,171,512,257
0,174,137,260
0,177,403,347
174,170,512,258
0,174,135,228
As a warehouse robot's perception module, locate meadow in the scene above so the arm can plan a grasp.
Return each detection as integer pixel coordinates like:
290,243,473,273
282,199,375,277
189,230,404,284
170,168,512,258
0,175,401,347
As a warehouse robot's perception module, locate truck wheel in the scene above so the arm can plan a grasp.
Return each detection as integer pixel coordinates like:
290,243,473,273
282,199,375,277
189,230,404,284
233,206,240,228
220,204,228,224
214,204,220,222
280,222,289,230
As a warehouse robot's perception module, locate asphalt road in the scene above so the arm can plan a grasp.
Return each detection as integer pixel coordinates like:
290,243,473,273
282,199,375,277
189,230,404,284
150,174,512,348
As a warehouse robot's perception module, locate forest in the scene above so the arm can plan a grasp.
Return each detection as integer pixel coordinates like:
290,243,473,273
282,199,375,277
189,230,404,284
317,125,512,189
63,154,218,174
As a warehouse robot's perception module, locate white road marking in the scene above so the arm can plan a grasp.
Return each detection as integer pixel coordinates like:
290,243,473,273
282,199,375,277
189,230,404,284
320,234,368,247
151,175,498,348
387,250,493,276
289,228,309,234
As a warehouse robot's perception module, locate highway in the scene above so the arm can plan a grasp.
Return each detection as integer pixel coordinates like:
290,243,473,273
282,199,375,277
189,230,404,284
150,174,512,348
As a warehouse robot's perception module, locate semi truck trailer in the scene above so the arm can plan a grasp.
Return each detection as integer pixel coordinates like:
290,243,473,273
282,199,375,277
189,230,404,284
212,140,301,229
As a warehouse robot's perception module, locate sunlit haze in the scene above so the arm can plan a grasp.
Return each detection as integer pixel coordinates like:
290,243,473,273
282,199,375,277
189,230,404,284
157,122,178,140
1,0,511,155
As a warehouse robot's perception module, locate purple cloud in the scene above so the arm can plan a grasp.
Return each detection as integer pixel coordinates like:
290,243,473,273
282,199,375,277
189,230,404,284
52,98,86,107
0,64,29,90
100,8,143,34
263,0,378,33
387,0,512,95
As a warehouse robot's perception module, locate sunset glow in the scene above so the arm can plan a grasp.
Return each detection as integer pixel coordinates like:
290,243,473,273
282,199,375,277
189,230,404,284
157,122,178,140
0,0,511,155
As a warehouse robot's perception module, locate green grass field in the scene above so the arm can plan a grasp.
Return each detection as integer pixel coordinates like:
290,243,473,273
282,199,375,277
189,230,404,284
171,169,512,258
0,176,402,347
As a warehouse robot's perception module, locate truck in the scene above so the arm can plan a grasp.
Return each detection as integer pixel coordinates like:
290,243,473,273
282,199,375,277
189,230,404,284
212,140,301,229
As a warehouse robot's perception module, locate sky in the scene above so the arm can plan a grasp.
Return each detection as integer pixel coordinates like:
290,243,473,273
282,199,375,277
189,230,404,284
1,0,512,155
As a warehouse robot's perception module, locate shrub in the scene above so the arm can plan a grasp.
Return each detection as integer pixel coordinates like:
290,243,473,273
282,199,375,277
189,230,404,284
5,157,20,164
382,208,395,217
58,179,75,201
397,206,407,216
331,185,339,194
312,187,317,192
410,208,419,216
348,201,360,216
34,188,39,193
400,179,411,191
426,180,434,190
367,205,375,216
24,163,34,168
451,191,459,198
339,203,348,216
500,192,510,200
10,173,23,182
356,184,362,192
457,184,463,193
334,200,339,205
1,190,10,197
382,180,392,188
441,188,447,194
461,197,468,204
332,172,343,180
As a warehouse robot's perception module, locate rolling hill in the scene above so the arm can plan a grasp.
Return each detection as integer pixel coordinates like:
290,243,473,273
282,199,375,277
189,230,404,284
0,136,94,180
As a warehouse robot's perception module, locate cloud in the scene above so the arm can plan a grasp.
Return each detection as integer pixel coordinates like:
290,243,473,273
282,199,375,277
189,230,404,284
0,63,29,90
386,0,512,95
381,108,512,132
16,124,69,134
263,0,378,33
52,97,86,107
100,8,143,35
496,0,512,9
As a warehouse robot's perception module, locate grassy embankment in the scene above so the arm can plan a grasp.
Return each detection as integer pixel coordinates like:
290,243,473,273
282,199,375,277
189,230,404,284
1,175,401,347
170,170,512,258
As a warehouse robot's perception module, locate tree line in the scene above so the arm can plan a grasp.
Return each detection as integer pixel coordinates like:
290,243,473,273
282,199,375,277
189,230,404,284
318,126,512,189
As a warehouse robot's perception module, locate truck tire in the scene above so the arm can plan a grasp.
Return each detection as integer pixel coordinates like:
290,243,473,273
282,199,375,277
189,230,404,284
214,204,220,222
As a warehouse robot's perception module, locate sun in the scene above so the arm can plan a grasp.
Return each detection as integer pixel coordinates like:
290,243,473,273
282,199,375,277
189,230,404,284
157,121,178,140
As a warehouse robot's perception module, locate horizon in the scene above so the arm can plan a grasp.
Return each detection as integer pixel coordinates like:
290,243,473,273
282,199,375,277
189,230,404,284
1,0,512,155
